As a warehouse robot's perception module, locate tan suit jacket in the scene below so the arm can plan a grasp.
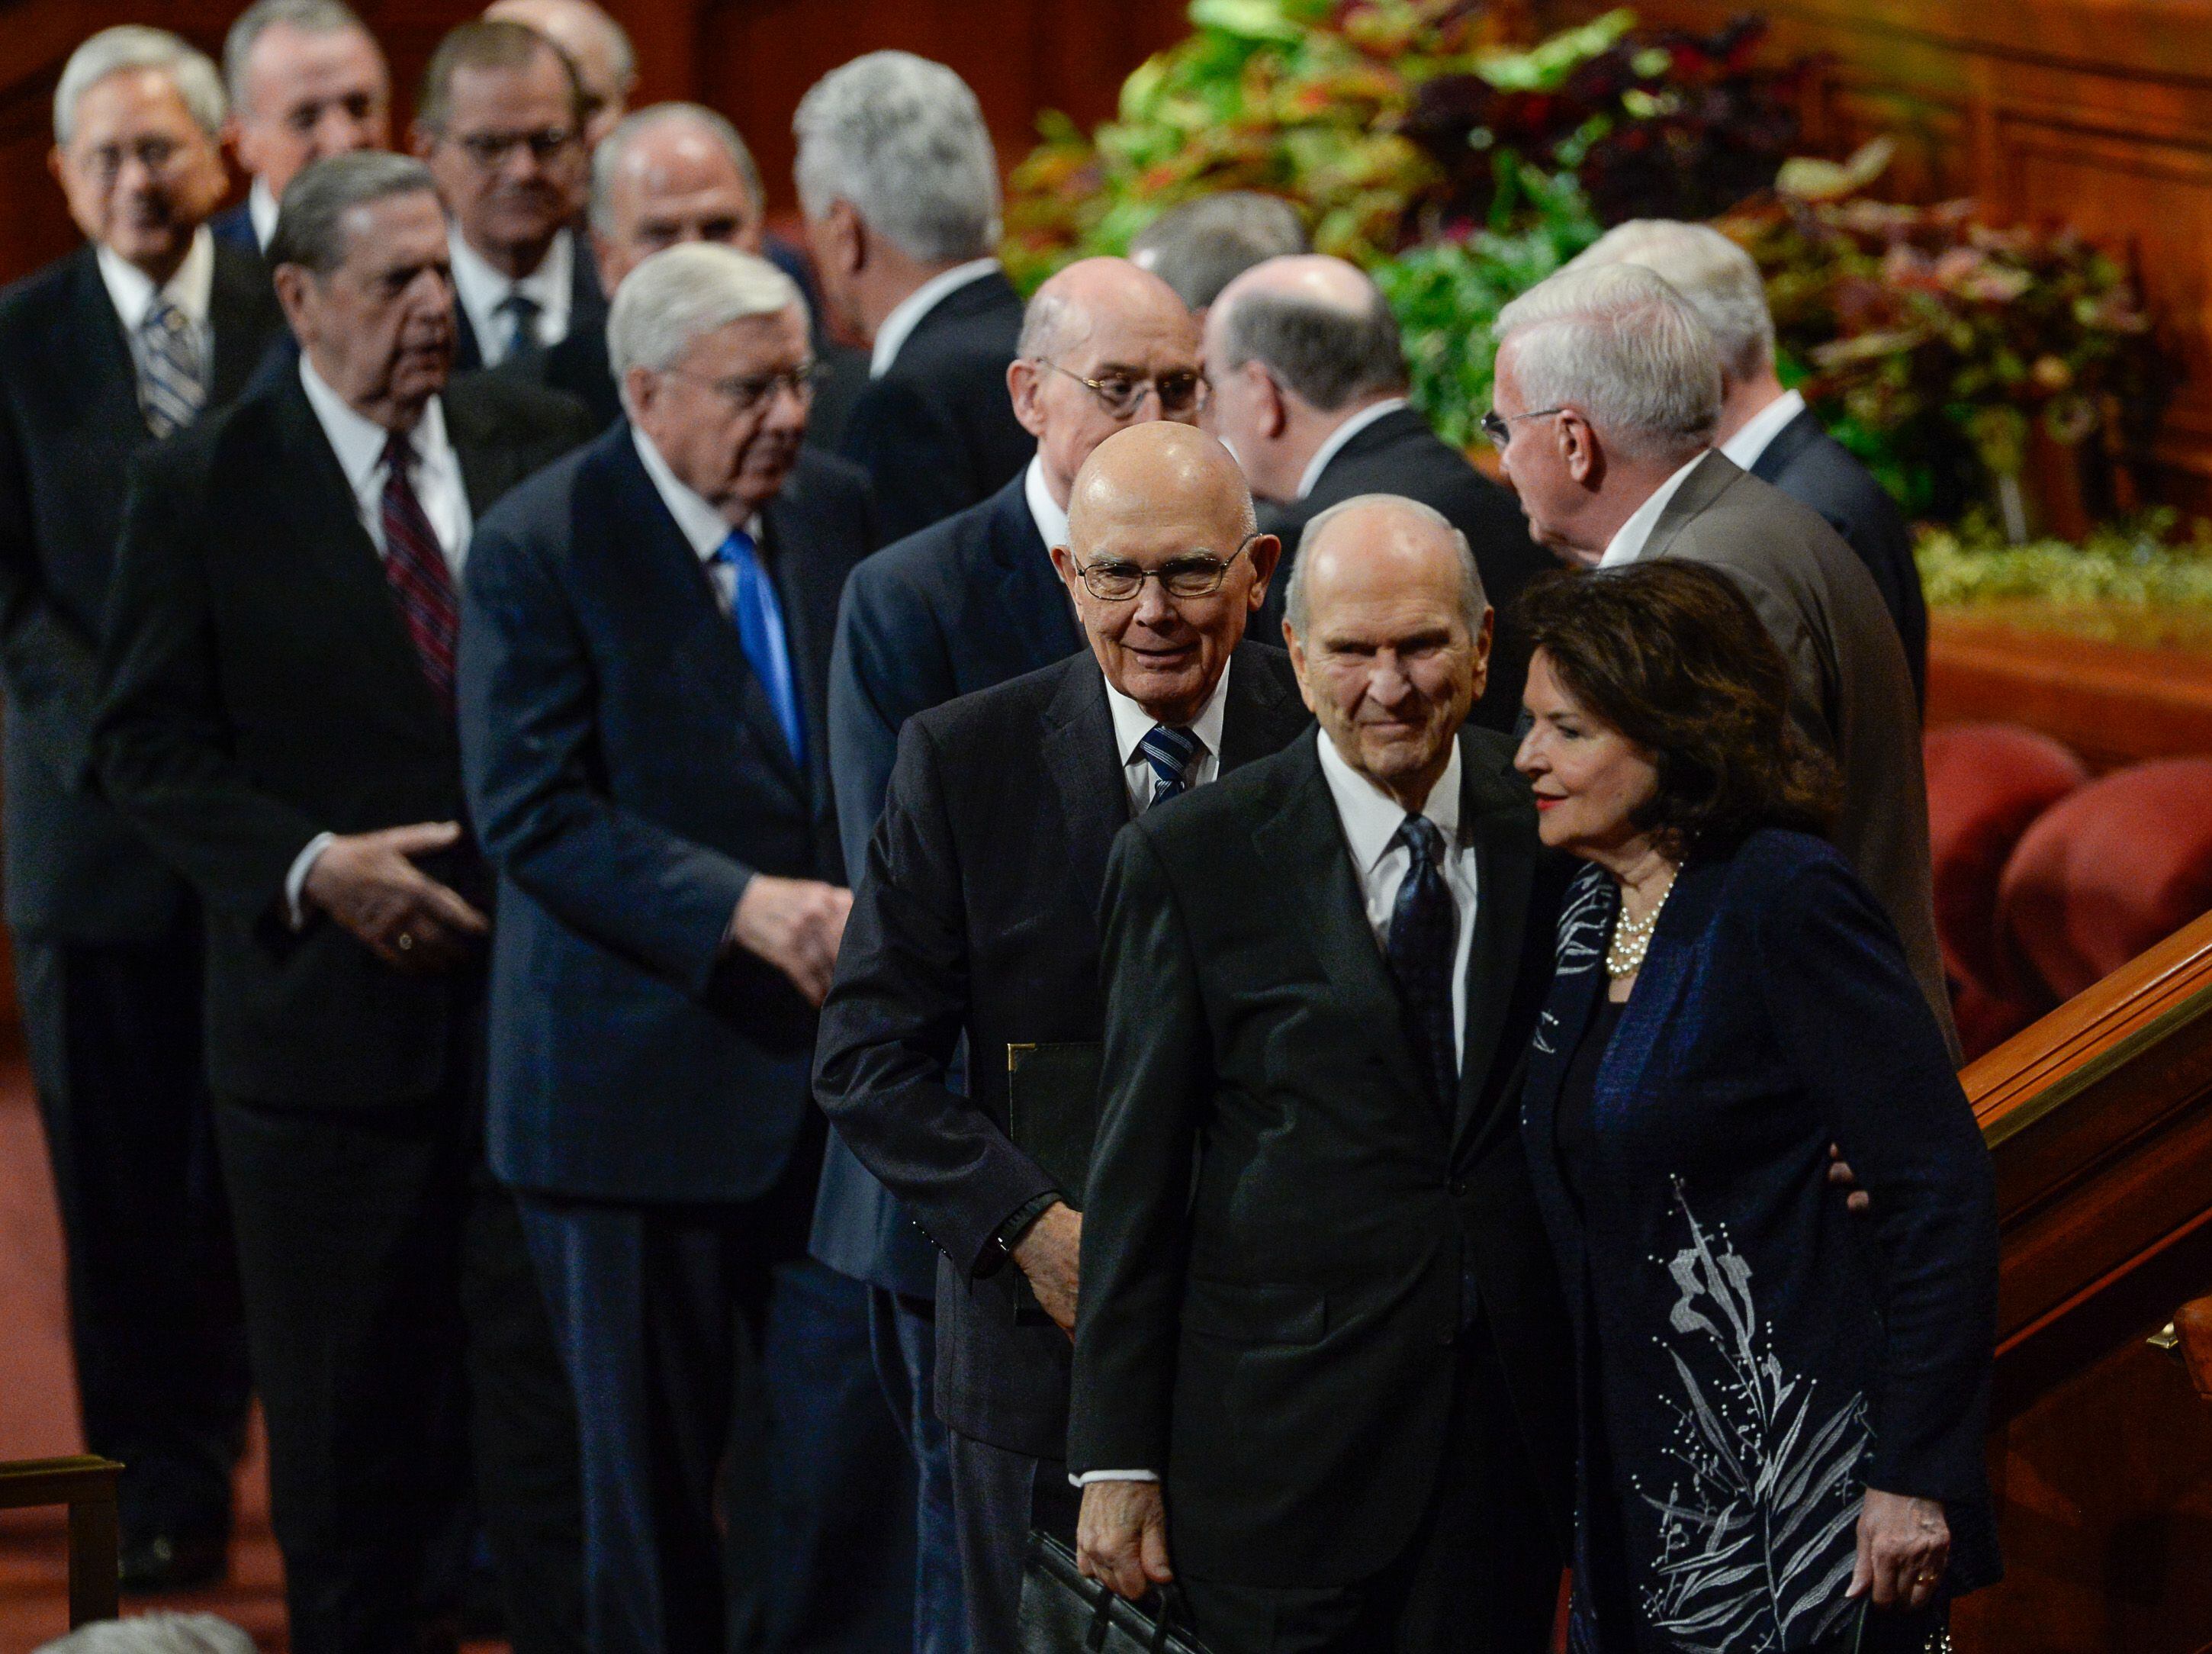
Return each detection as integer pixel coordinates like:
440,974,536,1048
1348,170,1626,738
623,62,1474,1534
1644,451,1960,1060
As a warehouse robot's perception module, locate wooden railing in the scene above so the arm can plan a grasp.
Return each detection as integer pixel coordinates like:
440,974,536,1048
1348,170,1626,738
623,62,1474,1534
0,1456,121,1628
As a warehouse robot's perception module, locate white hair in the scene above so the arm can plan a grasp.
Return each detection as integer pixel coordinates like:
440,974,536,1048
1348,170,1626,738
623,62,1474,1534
1493,262,1720,461
1284,493,1487,637
37,1611,256,1654
56,26,227,146
1568,219,1775,385
608,243,805,404
222,0,376,111
792,51,1000,263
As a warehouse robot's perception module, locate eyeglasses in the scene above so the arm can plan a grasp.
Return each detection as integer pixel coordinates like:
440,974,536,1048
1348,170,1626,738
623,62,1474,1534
72,135,196,185
1035,359,1209,420
1480,406,1566,450
450,126,578,168
667,362,825,415
1072,534,1258,602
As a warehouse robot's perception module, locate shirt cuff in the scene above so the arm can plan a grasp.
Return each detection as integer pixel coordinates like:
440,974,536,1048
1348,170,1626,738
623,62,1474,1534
1070,1470,1160,1486
285,832,336,929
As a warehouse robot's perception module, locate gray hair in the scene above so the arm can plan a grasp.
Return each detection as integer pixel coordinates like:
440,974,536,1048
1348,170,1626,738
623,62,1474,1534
223,0,377,111
36,1609,256,1654
1130,192,1309,311
590,104,764,236
608,243,805,400
1493,263,1720,460
1568,219,1774,385
267,150,437,273
1215,282,1407,413
56,27,227,146
1284,494,1487,636
792,52,999,263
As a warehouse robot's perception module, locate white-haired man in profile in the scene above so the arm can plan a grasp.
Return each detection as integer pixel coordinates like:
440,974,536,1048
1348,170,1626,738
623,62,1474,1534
1490,261,1957,1057
1567,219,1927,703
794,51,1033,541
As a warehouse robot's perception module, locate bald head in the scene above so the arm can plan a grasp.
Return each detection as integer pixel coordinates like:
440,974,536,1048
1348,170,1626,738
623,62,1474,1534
1021,256,1195,362
590,105,765,291
486,0,632,142
1067,421,1255,552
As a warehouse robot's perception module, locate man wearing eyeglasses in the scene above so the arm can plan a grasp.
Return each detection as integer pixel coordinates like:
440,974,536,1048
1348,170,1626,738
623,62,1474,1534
415,18,602,372
459,243,893,1654
815,421,1309,1654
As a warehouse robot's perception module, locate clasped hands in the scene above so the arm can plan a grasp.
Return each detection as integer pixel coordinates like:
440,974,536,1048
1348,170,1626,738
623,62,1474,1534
304,822,486,971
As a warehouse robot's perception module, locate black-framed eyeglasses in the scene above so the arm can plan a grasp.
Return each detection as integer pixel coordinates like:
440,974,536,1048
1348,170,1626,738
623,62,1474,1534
667,361,825,415
1036,359,1209,420
452,125,578,168
1480,406,1565,450
1073,533,1259,602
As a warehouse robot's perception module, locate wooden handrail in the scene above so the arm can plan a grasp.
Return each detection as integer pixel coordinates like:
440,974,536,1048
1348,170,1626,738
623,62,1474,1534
0,1456,121,1627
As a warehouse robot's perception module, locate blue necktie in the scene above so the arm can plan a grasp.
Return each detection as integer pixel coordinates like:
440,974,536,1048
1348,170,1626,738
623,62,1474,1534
1386,813,1459,1112
712,528,805,768
1137,723,1204,809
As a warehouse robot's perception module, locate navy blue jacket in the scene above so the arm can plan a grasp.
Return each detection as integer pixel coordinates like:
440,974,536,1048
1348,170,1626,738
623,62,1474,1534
1520,832,1999,1652
459,424,876,1201
811,468,1085,1295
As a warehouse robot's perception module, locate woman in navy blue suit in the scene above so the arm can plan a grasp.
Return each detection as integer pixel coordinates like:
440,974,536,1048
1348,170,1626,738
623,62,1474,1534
1509,561,1999,1654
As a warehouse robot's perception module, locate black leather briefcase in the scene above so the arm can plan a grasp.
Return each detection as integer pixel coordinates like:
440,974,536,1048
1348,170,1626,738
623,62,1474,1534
1017,1530,1213,1654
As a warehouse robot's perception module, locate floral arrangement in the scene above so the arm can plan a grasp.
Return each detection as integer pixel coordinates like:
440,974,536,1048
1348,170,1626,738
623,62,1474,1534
1916,512,2212,646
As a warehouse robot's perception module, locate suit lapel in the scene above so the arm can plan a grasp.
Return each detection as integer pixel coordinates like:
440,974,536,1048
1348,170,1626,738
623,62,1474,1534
760,481,834,809
1747,407,1822,486
206,243,276,405
1041,661,1131,909
63,249,152,443
1455,734,1538,1141
1217,643,1304,772
1520,865,1615,1154
1641,449,1741,564
988,481,1084,665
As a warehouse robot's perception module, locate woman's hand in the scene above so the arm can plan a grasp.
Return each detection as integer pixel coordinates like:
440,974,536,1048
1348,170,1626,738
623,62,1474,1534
1849,1488,1950,1610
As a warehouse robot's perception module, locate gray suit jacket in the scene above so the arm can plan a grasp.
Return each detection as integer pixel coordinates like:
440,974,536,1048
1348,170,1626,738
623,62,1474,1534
1645,452,1958,1060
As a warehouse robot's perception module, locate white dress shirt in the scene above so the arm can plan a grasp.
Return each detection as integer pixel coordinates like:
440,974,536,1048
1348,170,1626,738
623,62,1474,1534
285,356,474,922
1101,658,1231,816
449,225,574,365
1294,396,1407,500
1024,453,1068,552
98,227,215,388
1596,451,1707,569
1718,388,1807,473
869,257,1002,378
631,426,764,610
248,178,281,251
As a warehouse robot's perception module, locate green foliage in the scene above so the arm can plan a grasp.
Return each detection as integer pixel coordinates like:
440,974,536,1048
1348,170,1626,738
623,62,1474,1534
1918,513,2212,642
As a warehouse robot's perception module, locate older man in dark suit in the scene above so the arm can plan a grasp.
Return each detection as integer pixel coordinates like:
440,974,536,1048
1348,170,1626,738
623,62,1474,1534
1072,494,1574,1654
816,423,1310,1654
0,24,284,1590
461,243,905,1654
95,153,591,1654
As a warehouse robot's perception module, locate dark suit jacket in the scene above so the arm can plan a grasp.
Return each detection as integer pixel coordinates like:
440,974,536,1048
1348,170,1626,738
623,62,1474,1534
837,266,1030,545
460,425,877,1202
453,229,609,374
813,643,1310,1456
1645,452,1956,1058
0,240,285,942
810,468,1083,1296
1069,726,1575,1585
1257,404,1548,733
1520,838,1998,1651
94,368,587,1106
1749,406,1929,710
208,201,261,256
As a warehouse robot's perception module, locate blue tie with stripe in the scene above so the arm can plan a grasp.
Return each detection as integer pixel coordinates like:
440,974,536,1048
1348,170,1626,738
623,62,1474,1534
1137,723,1204,809
712,528,805,768
138,296,204,439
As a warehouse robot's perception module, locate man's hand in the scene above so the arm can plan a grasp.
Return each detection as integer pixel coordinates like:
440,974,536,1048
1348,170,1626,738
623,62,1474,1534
303,821,489,972
730,876,854,1006
1849,1488,1950,1610
1078,1479,1172,1601
1011,1200,1081,1337
1828,1142,1871,1215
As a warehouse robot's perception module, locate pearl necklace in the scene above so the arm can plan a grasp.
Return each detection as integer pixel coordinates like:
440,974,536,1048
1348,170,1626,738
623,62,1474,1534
1606,870,1678,978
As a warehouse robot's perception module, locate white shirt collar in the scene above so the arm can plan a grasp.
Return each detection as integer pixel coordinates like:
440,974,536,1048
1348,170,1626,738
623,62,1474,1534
249,178,281,251
97,226,215,334
1295,397,1407,500
630,426,762,562
296,352,453,492
1597,451,1709,570
870,257,1002,378
1718,388,1808,471
1023,454,1067,553
1317,723,1463,873
448,224,574,365
1102,655,1233,770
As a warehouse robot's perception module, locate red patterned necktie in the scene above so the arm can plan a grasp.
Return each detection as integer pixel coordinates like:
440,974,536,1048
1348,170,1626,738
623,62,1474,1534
379,429,458,711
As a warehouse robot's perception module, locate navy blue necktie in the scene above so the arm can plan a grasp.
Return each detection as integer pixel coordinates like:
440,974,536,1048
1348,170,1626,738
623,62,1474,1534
1137,723,1204,809
712,528,805,767
1386,813,1459,1112
498,291,543,361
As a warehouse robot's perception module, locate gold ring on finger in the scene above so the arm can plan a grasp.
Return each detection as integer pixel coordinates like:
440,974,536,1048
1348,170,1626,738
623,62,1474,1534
397,932,414,951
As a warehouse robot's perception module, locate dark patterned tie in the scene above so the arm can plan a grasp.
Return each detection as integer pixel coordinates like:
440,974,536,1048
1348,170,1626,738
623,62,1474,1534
138,297,205,438
379,431,459,711
1386,813,1460,1112
1137,723,1204,809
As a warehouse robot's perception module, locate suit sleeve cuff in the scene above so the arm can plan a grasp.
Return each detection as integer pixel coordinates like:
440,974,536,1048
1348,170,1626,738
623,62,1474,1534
285,832,336,930
1070,1469,1160,1486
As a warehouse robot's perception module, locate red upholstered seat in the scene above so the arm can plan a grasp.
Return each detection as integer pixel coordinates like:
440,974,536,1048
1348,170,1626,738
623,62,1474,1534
1924,723,2088,1002
1998,758,2212,1003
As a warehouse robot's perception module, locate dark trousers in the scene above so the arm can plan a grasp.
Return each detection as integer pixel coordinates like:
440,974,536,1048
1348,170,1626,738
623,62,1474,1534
1179,1327,1560,1654
216,1092,583,1654
17,925,247,1543
868,1288,966,1654
947,1428,1080,1654
517,1155,915,1654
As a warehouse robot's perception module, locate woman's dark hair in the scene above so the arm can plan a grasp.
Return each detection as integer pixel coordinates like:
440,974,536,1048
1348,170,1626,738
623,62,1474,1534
1511,560,1841,857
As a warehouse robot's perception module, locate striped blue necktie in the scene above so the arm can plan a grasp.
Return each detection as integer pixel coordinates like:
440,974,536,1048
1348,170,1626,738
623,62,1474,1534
1137,723,1204,809
138,296,204,439
712,529,805,768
